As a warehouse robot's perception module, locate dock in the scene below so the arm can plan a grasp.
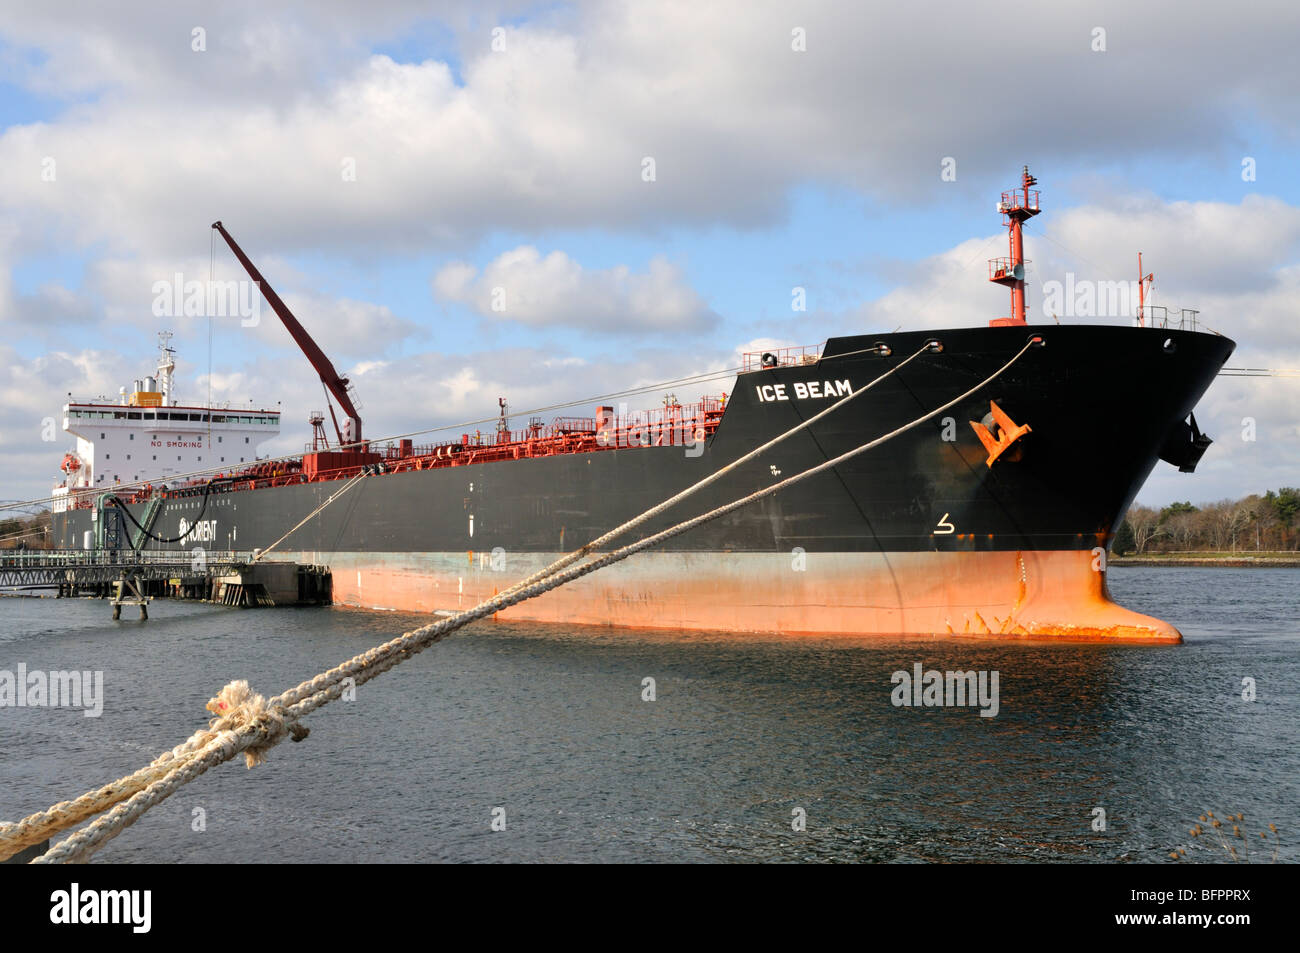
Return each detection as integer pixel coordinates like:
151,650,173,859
0,550,331,615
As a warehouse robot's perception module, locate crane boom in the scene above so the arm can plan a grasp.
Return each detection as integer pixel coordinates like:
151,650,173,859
211,221,363,445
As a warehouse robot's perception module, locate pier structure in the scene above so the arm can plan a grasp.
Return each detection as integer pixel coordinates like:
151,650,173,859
0,550,330,613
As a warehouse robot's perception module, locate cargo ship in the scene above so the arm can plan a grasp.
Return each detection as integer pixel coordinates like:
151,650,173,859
50,170,1235,641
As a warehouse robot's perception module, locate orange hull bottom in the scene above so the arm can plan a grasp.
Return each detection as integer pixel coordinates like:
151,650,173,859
282,549,1179,644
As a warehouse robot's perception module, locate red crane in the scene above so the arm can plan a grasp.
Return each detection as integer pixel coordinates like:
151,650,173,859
211,221,363,446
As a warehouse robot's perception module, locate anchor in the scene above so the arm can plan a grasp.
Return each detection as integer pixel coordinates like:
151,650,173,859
969,400,1031,467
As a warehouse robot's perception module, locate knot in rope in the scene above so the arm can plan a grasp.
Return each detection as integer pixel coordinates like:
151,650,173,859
204,680,307,767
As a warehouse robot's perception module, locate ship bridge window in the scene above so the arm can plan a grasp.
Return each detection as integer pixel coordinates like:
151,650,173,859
128,412,141,420
190,414,202,421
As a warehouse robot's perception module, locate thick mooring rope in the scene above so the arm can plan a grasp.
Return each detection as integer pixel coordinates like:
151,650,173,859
0,351,906,859
4,338,1036,863
478,342,926,615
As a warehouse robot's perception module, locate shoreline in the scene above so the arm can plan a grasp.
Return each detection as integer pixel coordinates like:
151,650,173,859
1110,554,1300,567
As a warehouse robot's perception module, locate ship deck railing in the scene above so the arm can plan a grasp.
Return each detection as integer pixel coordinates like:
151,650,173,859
55,398,729,510
741,344,824,373
1138,306,1200,331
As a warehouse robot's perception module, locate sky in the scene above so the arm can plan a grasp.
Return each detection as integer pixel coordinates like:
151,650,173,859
1,0,1297,507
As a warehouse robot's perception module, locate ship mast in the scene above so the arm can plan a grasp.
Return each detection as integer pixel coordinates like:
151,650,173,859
988,166,1040,327
155,330,175,406
1137,252,1154,327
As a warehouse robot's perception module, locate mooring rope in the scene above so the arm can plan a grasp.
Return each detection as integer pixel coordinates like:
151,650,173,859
4,338,1036,863
476,341,926,615
252,469,370,562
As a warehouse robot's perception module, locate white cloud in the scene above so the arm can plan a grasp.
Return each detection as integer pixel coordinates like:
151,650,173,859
4,1,1299,256
826,194,1300,504
2,2,1299,508
0,337,747,502
433,245,716,332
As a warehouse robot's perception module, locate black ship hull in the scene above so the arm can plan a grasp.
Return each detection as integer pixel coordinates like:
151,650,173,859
54,324,1234,641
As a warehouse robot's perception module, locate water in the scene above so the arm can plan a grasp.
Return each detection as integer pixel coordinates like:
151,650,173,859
1,567,1296,863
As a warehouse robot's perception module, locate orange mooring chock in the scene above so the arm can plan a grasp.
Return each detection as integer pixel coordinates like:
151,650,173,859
970,400,1031,467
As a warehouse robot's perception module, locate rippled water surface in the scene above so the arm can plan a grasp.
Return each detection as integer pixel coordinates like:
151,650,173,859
2,567,1296,863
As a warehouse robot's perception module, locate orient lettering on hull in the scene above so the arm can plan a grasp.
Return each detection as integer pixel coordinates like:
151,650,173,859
178,518,218,542
756,379,851,402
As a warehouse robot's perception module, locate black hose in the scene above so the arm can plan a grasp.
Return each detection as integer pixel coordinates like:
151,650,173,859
109,480,216,548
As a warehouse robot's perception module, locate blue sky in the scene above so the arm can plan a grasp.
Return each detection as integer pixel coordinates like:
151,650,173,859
1,1,1298,504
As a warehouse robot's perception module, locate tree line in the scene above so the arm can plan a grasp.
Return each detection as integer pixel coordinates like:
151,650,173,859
1113,488,1300,555
0,511,52,549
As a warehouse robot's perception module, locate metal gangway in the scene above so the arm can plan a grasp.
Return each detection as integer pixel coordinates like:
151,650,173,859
0,549,254,589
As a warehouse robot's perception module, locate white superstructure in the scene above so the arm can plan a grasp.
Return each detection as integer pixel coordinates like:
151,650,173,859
52,333,279,511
